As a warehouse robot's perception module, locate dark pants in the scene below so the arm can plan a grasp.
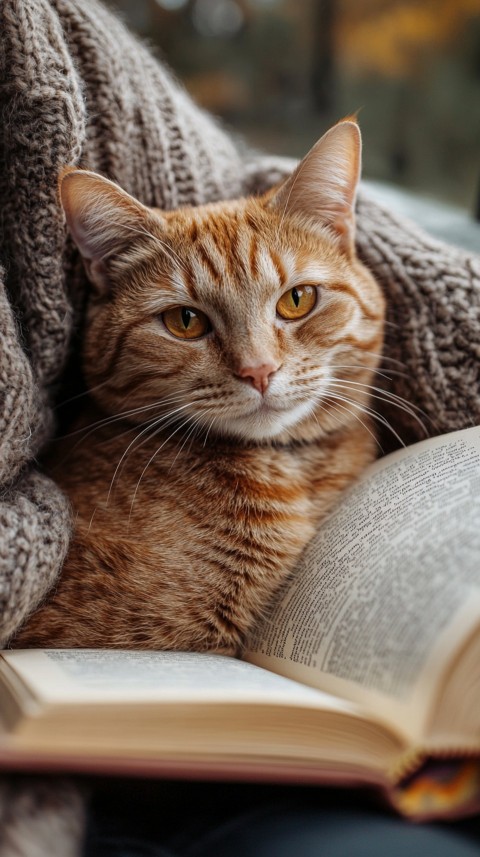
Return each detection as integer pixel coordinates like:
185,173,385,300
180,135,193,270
85,780,480,857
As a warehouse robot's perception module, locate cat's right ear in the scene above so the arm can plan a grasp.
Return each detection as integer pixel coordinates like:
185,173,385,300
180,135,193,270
59,168,157,294
267,120,361,256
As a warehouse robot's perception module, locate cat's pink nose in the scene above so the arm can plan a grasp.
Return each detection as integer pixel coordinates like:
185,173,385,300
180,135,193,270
236,362,280,395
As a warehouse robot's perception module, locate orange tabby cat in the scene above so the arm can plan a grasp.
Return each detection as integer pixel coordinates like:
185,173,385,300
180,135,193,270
15,120,385,654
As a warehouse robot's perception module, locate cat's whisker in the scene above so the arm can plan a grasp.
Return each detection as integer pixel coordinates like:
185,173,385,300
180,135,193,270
280,424,298,444
107,402,195,504
202,413,219,448
190,416,209,453
112,379,198,408
312,400,356,443
325,379,429,435
320,396,384,454
127,415,196,523
58,391,193,441
312,402,345,435
127,412,201,524
115,400,213,484
168,412,209,474
302,372,424,422
187,413,209,445
353,351,407,368
171,411,210,462
91,402,194,451
112,405,199,476
92,417,161,449
325,376,429,417
51,393,195,469
86,506,98,536
328,364,410,381
54,378,112,410
324,391,406,448
51,412,159,469
288,370,423,435
326,364,394,382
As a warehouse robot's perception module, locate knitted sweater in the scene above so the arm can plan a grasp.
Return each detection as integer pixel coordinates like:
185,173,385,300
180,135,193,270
0,0,479,853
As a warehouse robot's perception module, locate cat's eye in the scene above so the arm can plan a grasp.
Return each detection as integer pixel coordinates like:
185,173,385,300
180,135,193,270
162,306,211,340
276,285,317,320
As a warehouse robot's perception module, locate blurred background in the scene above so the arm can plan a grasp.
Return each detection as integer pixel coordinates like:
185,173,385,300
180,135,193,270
106,0,480,218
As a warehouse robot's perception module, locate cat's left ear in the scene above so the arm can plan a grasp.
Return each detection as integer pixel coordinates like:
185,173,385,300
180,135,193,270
59,168,160,294
268,119,361,256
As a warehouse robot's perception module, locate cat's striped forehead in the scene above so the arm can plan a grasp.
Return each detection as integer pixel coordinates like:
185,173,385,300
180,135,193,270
145,199,342,313
182,207,289,295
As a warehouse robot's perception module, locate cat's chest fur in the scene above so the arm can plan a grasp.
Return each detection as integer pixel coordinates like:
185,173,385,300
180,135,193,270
61,419,355,552
17,419,373,653
62,425,324,574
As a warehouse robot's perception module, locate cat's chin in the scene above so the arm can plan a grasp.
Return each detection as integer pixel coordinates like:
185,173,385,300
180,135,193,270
215,399,316,444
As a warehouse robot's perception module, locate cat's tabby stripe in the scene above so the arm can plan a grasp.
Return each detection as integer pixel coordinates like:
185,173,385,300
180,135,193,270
197,242,222,283
328,281,383,320
269,249,287,287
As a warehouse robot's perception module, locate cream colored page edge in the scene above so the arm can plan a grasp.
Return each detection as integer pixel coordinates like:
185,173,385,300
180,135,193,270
0,649,356,716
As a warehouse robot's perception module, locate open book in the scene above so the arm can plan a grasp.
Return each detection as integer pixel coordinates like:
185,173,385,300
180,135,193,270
1,426,480,820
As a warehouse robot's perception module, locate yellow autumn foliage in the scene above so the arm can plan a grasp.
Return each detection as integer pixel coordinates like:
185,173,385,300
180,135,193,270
336,0,480,77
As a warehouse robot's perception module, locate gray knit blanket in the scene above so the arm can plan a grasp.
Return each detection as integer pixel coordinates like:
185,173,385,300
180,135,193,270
0,0,479,853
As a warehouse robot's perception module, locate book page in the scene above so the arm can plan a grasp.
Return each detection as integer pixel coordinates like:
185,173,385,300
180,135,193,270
246,427,480,737
0,649,407,777
1,649,352,715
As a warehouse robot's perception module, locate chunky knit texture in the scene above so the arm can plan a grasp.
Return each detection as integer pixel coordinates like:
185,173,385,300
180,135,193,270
356,195,480,448
0,0,479,852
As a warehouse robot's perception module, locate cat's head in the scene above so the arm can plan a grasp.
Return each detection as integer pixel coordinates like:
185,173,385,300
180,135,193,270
60,119,384,445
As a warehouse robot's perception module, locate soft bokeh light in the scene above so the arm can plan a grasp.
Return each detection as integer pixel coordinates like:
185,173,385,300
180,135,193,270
154,0,188,9
249,0,280,7
106,0,480,213
337,0,480,77
192,0,244,38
